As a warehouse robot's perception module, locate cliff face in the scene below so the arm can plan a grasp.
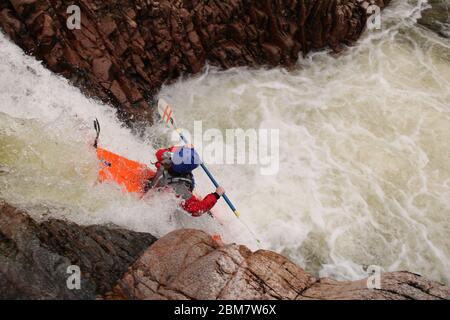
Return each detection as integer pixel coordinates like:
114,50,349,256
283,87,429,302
106,229,450,300
0,0,389,124
0,203,156,299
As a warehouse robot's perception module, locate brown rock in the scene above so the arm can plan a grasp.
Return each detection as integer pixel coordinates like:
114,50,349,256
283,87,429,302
99,16,117,37
261,42,282,64
299,272,450,300
109,230,315,299
40,14,54,39
106,229,450,300
9,0,37,15
92,57,112,81
109,80,127,104
0,8,22,35
0,0,391,125
1,204,448,300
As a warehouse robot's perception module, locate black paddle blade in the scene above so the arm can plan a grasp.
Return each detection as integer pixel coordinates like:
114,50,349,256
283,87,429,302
93,118,100,134
93,118,100,148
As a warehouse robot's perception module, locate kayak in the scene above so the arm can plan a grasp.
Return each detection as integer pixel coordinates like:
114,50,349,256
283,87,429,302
92,119,225,228
97,147,155,195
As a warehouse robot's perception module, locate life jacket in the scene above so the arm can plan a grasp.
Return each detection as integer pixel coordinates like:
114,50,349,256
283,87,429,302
145,166,195,200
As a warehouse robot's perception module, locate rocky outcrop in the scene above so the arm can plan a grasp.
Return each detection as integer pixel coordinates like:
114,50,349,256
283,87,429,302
0,202,156,299
106,229,450,300
0,0,390,124
300,272,450,300
1,205,448,300
105,228,316,300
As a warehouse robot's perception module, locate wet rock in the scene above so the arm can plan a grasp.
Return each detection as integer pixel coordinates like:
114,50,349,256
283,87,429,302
299,272,450,300
1,205,447,300
418,0,450,38
105,228,316,300
0,202,156,299
0,0,391,124
106,229,450,300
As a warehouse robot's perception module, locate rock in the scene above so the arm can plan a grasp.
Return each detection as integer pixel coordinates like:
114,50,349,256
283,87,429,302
1,205,447,300
105,229,316,300
418,0,450,38
92,57,112,82
299,272,450,300
106,229,450,300
0,202,157,299
0,0,391,125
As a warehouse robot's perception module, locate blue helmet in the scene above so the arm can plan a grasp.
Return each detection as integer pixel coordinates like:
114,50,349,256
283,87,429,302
171,146,201,174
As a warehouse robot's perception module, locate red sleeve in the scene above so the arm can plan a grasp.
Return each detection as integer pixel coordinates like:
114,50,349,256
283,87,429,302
182,194,218,217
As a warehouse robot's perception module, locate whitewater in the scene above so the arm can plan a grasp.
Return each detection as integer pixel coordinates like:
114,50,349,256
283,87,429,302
1,0,449,284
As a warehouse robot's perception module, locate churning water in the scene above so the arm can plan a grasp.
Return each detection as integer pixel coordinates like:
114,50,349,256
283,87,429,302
1,0,449,283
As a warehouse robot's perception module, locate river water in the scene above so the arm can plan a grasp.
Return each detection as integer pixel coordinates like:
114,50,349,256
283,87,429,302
1,0,449,283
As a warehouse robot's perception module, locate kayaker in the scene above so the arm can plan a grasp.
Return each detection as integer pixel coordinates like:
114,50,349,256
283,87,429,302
145,145,225,217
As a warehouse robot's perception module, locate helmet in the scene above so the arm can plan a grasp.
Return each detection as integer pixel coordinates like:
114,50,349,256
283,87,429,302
171,146,201,174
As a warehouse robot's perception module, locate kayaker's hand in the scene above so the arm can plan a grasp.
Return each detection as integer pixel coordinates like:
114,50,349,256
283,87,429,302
216,186,225,196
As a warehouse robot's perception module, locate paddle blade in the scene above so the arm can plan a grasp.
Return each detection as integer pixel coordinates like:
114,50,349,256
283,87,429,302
158,99,177,129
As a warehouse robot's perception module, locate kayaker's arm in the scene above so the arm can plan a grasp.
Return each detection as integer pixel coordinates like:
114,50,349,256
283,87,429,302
182,193,221,217
181,187,225,217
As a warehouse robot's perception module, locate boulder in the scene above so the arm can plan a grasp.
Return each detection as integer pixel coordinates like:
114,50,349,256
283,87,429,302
106,229,450,300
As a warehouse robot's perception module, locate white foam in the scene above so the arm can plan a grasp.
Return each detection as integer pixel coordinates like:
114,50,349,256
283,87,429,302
158,1,450,283
0,33,224,241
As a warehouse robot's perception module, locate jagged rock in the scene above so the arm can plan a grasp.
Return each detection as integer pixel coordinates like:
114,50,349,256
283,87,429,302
105,228,316,300
0,202,156,299
0,0,390,124
105,229,450,300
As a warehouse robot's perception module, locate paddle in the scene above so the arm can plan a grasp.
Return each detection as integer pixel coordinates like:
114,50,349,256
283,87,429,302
158,99,240,218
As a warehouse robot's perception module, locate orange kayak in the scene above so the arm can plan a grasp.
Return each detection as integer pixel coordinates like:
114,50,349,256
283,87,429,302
97,148,155,195
96,147,225,226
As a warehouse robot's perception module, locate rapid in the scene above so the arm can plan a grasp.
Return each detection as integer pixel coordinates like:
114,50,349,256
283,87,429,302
1,0,449,283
